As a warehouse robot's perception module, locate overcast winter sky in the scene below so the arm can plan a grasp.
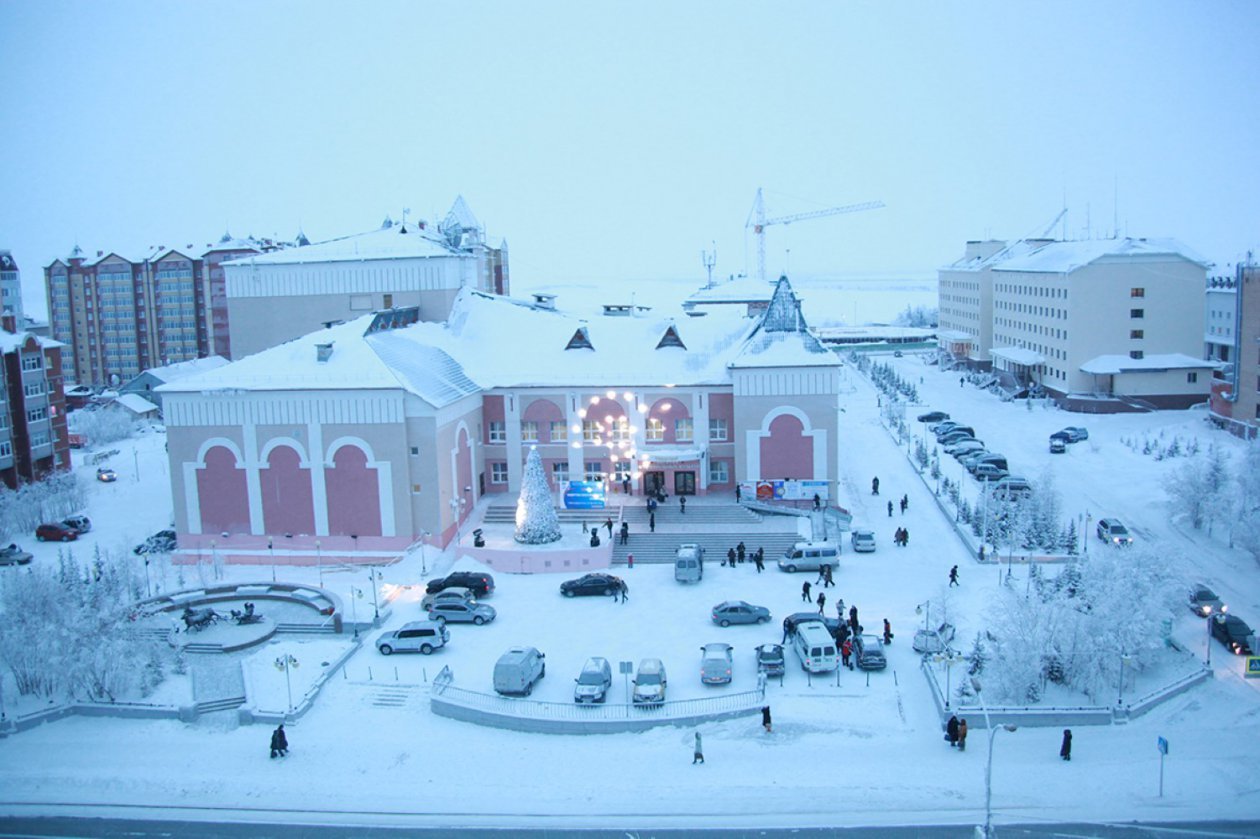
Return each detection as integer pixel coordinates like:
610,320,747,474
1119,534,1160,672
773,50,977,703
2,1,1258,315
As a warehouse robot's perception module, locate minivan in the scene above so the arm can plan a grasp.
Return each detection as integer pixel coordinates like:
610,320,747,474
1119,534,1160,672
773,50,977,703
376,620,449,655
493,647,547,696
792,620,840,673
632,658,668,705
778,541,839,573
674,543,704,583
573,656,613,703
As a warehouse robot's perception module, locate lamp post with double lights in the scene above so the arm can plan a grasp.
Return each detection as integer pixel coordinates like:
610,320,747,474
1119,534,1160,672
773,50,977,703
274,654,298,715
368,567,381,622
972,677,1017,839
268,536,276,583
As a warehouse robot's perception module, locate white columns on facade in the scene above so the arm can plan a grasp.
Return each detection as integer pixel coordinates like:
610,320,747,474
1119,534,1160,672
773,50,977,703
694,390,710,492
308,422,329,536
243,424,264,535
567,392,584,479
504,392,523,492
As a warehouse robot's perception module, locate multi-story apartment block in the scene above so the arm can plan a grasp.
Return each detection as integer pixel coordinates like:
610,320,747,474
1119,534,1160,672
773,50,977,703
158,277,839,562
223,197,508,359
939,237,1216,411
0,251,25,324
1208,262,1260,437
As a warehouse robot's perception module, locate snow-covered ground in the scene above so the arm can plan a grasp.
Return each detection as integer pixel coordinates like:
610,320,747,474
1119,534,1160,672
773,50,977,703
1,351,1258,831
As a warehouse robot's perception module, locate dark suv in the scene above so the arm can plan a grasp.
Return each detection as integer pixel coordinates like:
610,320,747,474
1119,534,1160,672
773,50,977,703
426,571,495,597
1210,614,1255,656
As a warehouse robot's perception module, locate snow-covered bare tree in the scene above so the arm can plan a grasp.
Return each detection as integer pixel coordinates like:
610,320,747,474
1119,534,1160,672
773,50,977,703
514,447,561,544
67,407,139,446
1164,443,1232,533
1232,441,1260,562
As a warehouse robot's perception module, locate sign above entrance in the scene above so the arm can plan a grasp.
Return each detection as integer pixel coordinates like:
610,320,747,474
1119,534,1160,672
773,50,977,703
564,481,607,509
743,479,829,502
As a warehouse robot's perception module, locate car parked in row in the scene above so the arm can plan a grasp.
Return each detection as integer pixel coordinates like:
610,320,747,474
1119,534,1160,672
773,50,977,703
421,588,476,612
1051,426,1089,443
993,475,1032,497
573,656,613,703
494,647,546,696
36,522,78,542
700,642,734,685
853,634,887,670
755,643,785,677
944,439,985,457
376,620,449,655
426,571,495,597
62,515,92,534
916,410,950,424
711,600,770,626
1049,437,1067,454
1188,584,1226,618
631,658,667,705
0,544,33,566
429,600,496,625
134,529,177,555
1097,518,1133,546
560,572,623,597
973,463,1010,481
782,612,844,638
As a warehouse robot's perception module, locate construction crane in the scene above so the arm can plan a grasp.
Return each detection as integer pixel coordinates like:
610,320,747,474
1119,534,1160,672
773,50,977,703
746,187,884,283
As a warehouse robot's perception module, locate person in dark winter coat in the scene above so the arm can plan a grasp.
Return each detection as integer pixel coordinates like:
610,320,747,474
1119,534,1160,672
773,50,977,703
902,527,909,546
620,521,630,545
761,705,773,733
900,495,908,514
693,731,704,764
957,719,968,751
888,500,894,517
946,715,959,748
649,512,655,533
816,591,826,614
871,477,880,495
894,527,904,546
883,618,893,645
813,493,822,510
270,724,288,758
802,581,812,602
754,547,765,572
735,484,742,503
737,542,746,563
1060,729,1072,761
849,605,859,629
781,617,793,644
605,518,614,537
726,548,736,567
679,496,686,514
949,565,959,586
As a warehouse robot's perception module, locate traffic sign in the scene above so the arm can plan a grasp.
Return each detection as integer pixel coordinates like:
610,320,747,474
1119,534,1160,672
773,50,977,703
1245,657,1260,678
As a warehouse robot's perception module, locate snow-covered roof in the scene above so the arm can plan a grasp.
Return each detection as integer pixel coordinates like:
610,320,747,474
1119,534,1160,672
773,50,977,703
443,195,481,233
994,238,1209,273
1080,353,1221,375
222,221,463,267
139,356,230,384
731,276,835,368
113,393,159,415
936,329,973,341
0,331,63,353
686,277,777,304
990,346,1046,366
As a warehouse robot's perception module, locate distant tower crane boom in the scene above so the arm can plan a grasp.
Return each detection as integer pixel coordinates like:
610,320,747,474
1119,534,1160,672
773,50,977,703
746,187,884,283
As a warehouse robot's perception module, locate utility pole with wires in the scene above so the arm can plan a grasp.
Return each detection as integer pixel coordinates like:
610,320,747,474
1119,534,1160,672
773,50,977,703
701,242,717,288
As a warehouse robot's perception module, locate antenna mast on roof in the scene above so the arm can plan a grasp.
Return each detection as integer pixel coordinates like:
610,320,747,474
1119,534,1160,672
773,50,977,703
701,242,717,289
1112,176,1119,239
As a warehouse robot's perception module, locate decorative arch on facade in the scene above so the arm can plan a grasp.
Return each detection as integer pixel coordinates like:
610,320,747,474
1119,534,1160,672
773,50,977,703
647,396,691,444
448,422,475,528
325,439,383,537
746,405,828,481
584,397,630,444
194,442,251,535
260,443,315,536
522,398,564,443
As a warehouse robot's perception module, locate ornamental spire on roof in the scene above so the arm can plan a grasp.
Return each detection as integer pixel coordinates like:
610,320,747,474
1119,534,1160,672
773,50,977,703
760,275,807,333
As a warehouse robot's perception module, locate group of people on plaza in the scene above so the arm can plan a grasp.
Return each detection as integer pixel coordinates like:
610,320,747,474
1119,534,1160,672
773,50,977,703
722,542,766,572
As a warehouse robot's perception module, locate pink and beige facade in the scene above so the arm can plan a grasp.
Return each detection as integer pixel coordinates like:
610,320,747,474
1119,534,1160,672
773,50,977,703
158,277,842,565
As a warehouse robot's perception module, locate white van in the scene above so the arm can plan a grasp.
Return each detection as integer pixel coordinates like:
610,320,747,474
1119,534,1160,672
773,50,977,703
792,620,840,673
674,544,704,583
493,647,546,696
632,658,667,705
778,541,840,573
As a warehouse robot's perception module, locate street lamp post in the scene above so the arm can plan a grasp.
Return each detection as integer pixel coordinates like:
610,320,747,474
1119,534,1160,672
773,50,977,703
275,654,298,715
368,568,381,622
268,536,276,583
315,539,323,587
972,678,1017,839
1117,651,1130,706
349,586,360,639
420,531,431,576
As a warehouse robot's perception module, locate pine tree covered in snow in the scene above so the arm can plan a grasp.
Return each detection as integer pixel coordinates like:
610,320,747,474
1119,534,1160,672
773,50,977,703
1233,441,1260,562
514,447,562,544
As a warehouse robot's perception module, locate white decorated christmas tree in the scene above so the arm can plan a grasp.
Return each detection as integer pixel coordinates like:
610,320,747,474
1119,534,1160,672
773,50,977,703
515,446,562,544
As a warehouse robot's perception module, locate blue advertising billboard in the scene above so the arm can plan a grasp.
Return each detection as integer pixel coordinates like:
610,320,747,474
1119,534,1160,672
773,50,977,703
564,480,607,509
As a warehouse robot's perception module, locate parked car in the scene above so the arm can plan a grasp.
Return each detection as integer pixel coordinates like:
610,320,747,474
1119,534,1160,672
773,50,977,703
963,452,1007,472
912,622,956,653
755,643,786,677
134,529,177,555
1049,437,1067,454
1061,427,1089,442
36,522,78,542
428,600,497,625
929,420,961,434
1097,518,1133,546
96,467,117,483
560,572,624,597
426,571,495,597
376,620,449,655
937,430,977,446
972,463,1010,481
850,529,876,553
421,588,475,612
1188,585,1226,618
62,515,92,534
993,476,1032,497
700,642,734,685
936,425,974,441
944,439,985,456
493,647,546,696
674,544,704,582
917,410,950,423
0,544,33,566
853,634,887,670
631,658,667,705
782,612,843,638
711,600,771,627
573,656,613,703
1209,614,1255,656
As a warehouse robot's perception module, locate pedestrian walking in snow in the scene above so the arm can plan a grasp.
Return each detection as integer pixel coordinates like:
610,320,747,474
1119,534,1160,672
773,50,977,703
620,521,630,545
822,565,834,588
1060,729,1072,761
949,565,959,587
737,542,746,563
900,495,908,514
841,639,853,669
693,732,705,764
623,477,631,496
883,618,893,645
902,527,909,546
649,512,655,533
960,376,965,387
836,598,845,618
978,545,985,562
619,580,629,603
888,500,893,517
679,496,686,514
894,527,903,546
946,715,959,748
802,581,812,602
849,605,859,633
605,518,614,537
813,493,822,510
270,724,288,758
754,547,765,572
781,617,792,644
726,548,735,567
735,484,742,503
871,477,880,496
761,705,773,733
957,718,968,751
582,520,588,534
817,591,826,614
